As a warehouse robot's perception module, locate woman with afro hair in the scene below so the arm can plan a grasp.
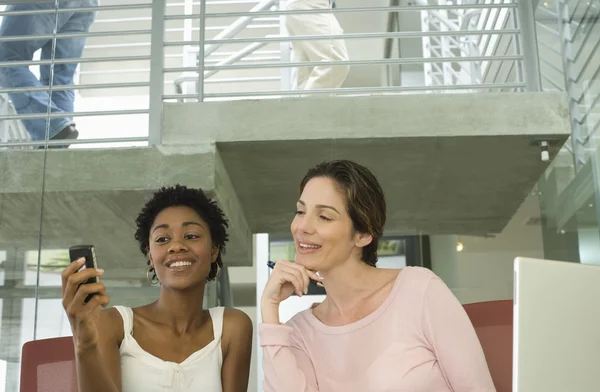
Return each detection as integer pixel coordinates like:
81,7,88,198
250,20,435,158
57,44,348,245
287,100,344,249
61,185,252,392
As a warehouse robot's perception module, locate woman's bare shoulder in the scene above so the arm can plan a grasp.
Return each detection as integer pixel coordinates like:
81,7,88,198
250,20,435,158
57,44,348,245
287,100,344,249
98,306,125,343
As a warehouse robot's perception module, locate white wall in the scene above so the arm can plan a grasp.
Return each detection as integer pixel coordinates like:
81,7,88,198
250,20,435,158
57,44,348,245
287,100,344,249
578,228,600,266
431,193,544,304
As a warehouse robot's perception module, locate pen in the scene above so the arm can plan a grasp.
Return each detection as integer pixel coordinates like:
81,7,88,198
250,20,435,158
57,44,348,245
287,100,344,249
267,260,321,286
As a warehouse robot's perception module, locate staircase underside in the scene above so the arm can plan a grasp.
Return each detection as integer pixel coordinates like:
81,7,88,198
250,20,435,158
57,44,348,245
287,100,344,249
166,92,570,237
0,93,570,279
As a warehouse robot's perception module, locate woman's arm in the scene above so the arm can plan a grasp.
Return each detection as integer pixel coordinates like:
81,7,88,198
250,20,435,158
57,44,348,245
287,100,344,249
422,277,496,392
62,260,122,392
259,260,322,392
260,321,319,392
75,309,123,392
221,308,253,392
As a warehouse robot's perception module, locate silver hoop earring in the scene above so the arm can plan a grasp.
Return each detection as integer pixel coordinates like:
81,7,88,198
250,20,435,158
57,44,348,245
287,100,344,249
146,265,160,286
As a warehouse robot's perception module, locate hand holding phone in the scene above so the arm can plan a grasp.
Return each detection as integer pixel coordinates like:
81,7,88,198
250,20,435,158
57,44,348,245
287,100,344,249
62,245,110,351
69,245,99,286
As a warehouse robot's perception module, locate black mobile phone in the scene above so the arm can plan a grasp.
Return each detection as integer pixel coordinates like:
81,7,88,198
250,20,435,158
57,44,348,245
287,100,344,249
69,245,99,288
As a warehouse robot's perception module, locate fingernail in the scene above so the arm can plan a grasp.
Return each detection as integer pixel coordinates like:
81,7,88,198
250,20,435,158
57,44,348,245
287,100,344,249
96,269,104,274
304,289,308,295
78,258,86,264
317,282,325,288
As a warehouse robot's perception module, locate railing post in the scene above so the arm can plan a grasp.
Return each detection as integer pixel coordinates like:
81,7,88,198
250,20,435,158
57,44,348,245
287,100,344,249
516,0,542,92
148,0,166,146
278,0,291,90
198,0,207,101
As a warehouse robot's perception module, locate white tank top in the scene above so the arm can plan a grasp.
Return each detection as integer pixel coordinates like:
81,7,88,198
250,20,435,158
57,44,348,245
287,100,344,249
114,306,224,392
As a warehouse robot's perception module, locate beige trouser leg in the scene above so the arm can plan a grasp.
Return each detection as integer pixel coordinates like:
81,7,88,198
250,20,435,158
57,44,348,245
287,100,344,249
285,0,350,90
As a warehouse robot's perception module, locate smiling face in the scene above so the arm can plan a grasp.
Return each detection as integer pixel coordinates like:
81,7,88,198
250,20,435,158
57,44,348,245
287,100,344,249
148,205,218,290
290,176,372,272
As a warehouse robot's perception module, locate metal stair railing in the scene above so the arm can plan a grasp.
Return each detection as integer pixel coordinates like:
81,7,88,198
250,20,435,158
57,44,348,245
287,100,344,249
0,93,30,149
534,0,600,235
171,0,281,102
0,1,282,148
1,1,541,148
413,0,523,93
536,0,600,173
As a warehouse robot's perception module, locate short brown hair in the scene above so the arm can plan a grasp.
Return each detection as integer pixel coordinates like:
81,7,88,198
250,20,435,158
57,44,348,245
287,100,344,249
300,160,386,266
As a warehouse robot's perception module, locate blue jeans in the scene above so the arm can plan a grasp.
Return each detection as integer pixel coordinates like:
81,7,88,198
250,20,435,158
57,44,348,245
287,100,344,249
0,1,97,141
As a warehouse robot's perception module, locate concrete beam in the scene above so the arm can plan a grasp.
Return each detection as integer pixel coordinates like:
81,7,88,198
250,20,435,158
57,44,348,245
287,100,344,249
163,93,570,236
212,151,253,266
163,93,569,143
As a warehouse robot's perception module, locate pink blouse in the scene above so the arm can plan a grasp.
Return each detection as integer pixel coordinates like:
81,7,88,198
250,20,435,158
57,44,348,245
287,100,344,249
259,267,496,392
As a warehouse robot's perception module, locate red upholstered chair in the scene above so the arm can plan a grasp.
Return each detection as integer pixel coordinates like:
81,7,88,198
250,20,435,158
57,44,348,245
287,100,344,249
20,336,78,392
463,300,513,392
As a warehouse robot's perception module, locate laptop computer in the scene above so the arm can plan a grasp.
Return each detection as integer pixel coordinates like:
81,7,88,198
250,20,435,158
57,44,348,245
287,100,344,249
513,257,600,392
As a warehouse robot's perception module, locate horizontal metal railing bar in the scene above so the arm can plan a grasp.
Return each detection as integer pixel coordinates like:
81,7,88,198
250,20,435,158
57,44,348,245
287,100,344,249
0,136,149,149
79,60,282,78
205,23,279,31
163,55,522,74
77,43,279,59
0,109,149,122
204,55,524,71
0,3,152,17
0,55,152,69
164,23,279,33
85,42,152,49
96,16,151,24
95,15,279,26
0,29,151,44
203,76,280,84
164,29,520,47
0,82,150,95
201,82,527,98
191,3,519,19
168,0,267,5
84,68,150,76
210,49,280,57
205,55,279,63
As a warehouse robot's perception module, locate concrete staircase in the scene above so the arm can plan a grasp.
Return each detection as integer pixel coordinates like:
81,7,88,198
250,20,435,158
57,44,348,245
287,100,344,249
0,92,570,284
